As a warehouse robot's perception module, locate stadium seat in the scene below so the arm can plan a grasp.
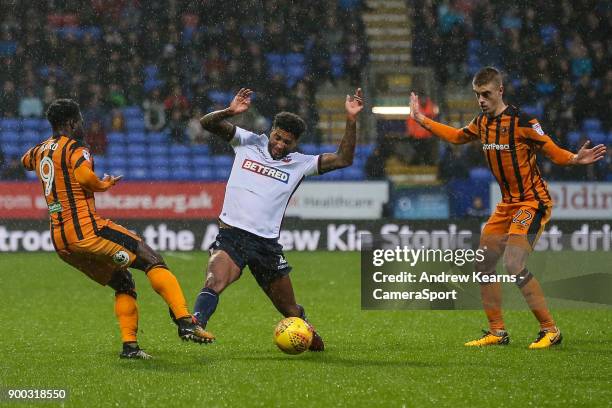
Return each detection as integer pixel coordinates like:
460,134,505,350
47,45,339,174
330,54,345,78
130,167,148,180
126,118,145,132
583,118,602,132
122,106,143,119
22,130,41,144
127,131,147,143
0,130,20,143
170,167,193,180
191,144,210,156
93,156,107,168
343,167,365,180
128,156,148,168
469,167,493,181
150,168,170,180
356,144,375,158
150,156,169,168
170,155,189,166
1,118,21,131
567,131,582,146
147,131,168,144
106,144,126,157
26,171,38,180
126,144,146,155
587,131,607,145
192,156,210,168
214,166,232,180
212,155,234,167
193,167,214,180
3,143,22,157
148,144,168,156
319,144,337,154
108,157,127,168
22,118,40,130
169,144,190,156
107,132,126,144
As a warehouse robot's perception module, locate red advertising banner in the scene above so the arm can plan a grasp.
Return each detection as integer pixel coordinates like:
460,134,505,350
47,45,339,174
0,182,226,219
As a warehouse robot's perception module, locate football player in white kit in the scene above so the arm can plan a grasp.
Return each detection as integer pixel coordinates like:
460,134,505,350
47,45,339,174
192,87,364,351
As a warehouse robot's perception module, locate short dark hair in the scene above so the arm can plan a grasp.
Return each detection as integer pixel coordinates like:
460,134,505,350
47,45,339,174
46,99,81,130
472,66,503,87
272,112,306,138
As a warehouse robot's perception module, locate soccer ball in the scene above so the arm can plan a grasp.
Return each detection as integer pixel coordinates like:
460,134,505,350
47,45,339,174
273,317,313,354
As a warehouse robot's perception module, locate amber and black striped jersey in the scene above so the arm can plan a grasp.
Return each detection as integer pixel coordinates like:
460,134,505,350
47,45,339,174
21,135,108,251
425,105,574,205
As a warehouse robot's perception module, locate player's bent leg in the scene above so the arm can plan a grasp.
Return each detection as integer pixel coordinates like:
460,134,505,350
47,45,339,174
130,240,214,344
262,275,325,352
192,250,242,329
108,270,151,358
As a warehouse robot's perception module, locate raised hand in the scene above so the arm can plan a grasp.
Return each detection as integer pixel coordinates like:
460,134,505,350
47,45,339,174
573,141,607,165
345,88,364,121
103,173,123,186
228,88,253,115
410,92,424,123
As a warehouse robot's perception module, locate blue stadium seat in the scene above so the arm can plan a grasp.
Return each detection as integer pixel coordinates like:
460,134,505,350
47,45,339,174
22,130,41,144
169,144,190,156
208,90,233,106
170,167,193,180
1,130,20,143
20,141,32,152
128,157,148,168
106,144,126,157
108,166,127,176
330,54,345,78
150,156,169,168
319,144,337,154
144,64,159,79
107,132,126,144
212,155,234,167
583,118,602,132
22,118,40,130
265,53,284,76
39,121,52,135
192,156,210,168
193,167,214,180
26,171,38,180
126,118,145,132
130,167,148,180
0,118,21,131
3,143,22,157
108,157,127,168
356,144,375,158
214,166,232,180
148,131,168,144
127,131,147,143
469,167,493,181
170,155,189,166
191,144,210,156
122,106,144,119
567,131,582,146
150,168,170,180
343,167,365,180
588,131,607,145
93,156,107,168
148,144,168,156
127,144,146,155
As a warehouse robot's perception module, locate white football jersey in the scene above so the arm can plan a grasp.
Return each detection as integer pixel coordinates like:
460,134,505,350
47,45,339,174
219,126,320,238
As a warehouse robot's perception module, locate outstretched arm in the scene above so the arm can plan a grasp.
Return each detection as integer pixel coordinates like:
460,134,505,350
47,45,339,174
410,92,476,144
74,165,122,192
200,88,253,142
319,88,364,173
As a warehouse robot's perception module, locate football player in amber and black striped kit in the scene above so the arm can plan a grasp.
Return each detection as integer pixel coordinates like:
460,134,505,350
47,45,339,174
22,99,214,359
410,67,606,349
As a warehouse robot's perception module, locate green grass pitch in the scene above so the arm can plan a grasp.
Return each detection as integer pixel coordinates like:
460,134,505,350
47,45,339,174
1,251,610,407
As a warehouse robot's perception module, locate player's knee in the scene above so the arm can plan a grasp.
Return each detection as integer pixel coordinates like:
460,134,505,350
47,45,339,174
108,270,137,298
503,255,524,276
475,249,499,274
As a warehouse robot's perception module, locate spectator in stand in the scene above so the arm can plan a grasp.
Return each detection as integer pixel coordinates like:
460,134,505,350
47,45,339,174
143,89,167,132
109,108,126,132
85,120,108,156
168,108,186,144
164,84,190,116
364,147,387,180
18,87,44,117
186,107,206,144
0,81,19,117
438,145,469,181
405,94,438,164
